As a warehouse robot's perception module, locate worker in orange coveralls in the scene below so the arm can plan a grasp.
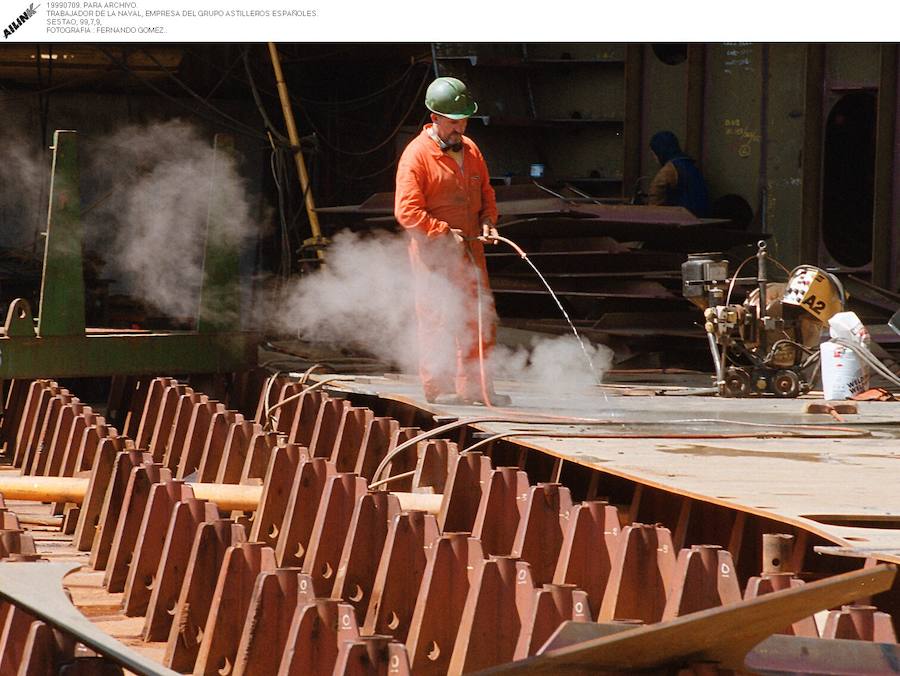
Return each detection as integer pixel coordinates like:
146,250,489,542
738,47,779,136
394,76,511,406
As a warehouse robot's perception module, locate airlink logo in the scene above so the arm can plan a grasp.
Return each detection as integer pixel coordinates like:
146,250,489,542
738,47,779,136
4,3,39,39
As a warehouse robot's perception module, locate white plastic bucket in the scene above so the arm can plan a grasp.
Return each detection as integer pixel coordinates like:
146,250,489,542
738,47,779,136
829,311,870,345
820,340,868,400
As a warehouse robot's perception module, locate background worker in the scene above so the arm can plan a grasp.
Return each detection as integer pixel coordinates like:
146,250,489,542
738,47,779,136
647,130,710,217
394,76,510,406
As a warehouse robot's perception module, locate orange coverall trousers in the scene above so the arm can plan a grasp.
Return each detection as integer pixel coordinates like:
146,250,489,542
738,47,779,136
394,125,499,401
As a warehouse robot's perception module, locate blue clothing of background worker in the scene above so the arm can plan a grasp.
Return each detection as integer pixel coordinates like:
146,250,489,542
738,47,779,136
648,131,709,218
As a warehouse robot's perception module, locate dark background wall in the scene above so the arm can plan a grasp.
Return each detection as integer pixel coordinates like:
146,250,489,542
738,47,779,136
0,42,897,297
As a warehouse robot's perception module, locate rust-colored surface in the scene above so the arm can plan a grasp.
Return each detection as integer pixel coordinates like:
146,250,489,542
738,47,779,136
511,482,573,586
438,451,492,533
0,529,39,560
214,419,261,484
553,500,619,619
175,400,223,480
53,405,98,480
279,599,360,675
193,542,277,676
121,479,194,617
413,438,456,494
232,568,313,676
333,635,412,676
164,520,248,672
301,472,368,596
0,379,30,458
381,426,423,492
39,400,82,478
274,457,332,568
744,572,819,637
356,416,399,482
272,382,304,437
89,450,153,571
10,380,47,468
663,545,741,620
195,409,242,482
331,407,374,473
147,383,190,462
308,397,351,458
159,391,202,472
0,374,898,674
515,583,591,659
143,497,221,641
239,429,279,483
448,556,535,673
822,604,898,643
0,603,67,672
406,533,483,675
598,523,677,623
135,377,175,452
364,510,439,641
102,462,170,593
23,387,67,475
333,491,402,622
250,443,309,549
287,388,324,447
473,466,530,557
72,437,121,552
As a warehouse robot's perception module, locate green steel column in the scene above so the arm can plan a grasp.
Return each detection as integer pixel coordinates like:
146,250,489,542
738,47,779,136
198,134,241,334
38,130,86,337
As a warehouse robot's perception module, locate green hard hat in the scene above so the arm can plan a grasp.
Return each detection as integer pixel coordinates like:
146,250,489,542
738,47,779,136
425,77,478,119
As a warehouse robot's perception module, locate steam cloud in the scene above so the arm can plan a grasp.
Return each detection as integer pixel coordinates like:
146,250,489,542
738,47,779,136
277,228,615,394
0,114,615,396
492,335,613,395
83,119,257,324
0,128,48,249
275,229,445,375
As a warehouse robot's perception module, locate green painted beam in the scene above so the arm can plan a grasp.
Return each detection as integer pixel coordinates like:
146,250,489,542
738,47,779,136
15,130,258,380
38,130,86,337
198,134,242,334
0,332,258,379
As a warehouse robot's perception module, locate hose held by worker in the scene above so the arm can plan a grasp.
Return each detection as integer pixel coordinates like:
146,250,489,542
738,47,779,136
394,76,510,406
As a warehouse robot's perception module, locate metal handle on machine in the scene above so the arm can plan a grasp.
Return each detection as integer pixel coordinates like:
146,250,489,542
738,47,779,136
756,240,769,357
708,331,724,386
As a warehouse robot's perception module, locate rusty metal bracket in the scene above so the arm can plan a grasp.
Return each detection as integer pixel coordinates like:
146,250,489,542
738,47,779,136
0,561,178,676
473,564,897,674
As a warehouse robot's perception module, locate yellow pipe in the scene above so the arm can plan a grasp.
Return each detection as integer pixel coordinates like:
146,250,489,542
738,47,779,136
0,476,88,505
191,482,262,511
0,476,442,514
267,42,325,261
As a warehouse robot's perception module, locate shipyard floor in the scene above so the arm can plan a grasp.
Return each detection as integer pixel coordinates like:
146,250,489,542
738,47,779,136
324,371,900,564
1,368,899,672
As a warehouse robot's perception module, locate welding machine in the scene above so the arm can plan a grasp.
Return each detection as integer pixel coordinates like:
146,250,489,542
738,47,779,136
682,241,845,397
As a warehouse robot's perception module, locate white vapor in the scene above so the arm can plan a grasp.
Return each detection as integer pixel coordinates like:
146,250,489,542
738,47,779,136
275,228,614,396
274,229,467,377
83,120,256,323
491,334,614,396
0,133,48,249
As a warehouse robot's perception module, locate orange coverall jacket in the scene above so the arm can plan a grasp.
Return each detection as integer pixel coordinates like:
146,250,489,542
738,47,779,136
394,124,499,400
